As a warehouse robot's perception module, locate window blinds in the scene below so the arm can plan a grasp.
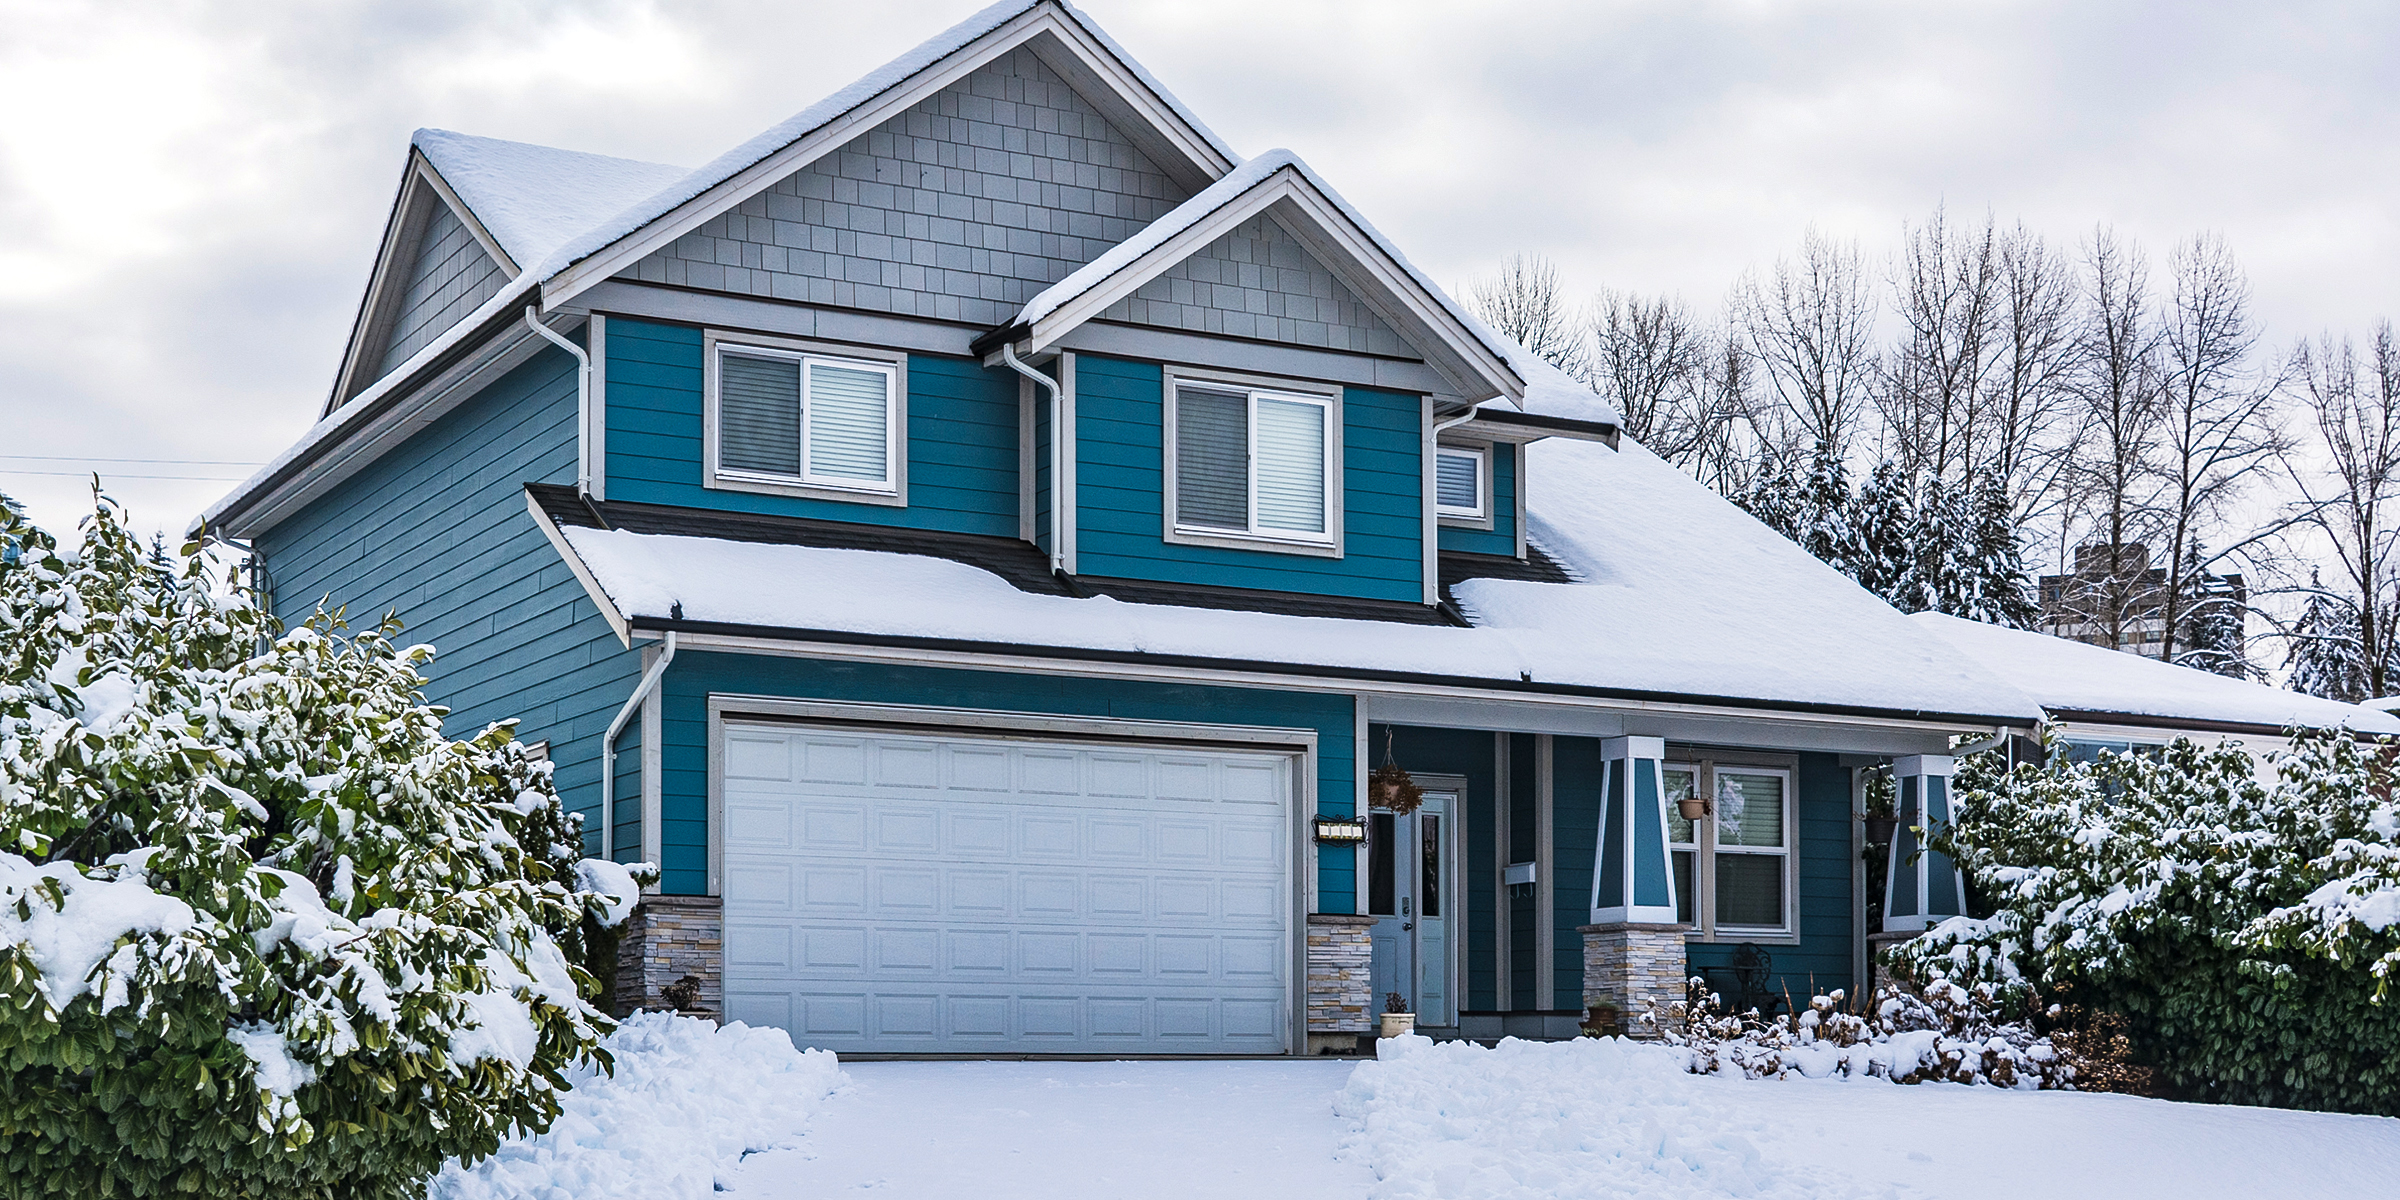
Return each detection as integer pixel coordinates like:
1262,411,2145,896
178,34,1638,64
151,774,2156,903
805,362,891,483
1253,395,1326,535
1436,449,1481,513
1175,386,1249,530
716,345,892,489
718,352,804,477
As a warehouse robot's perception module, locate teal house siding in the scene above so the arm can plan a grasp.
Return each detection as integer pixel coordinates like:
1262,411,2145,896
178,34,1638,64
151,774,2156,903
652,650,1359,903
1437,441,1516,557
252,344,642,856
1072,354,1425,602
603,317,1020,537
1550,735,1603,1010
1684,751,1857,999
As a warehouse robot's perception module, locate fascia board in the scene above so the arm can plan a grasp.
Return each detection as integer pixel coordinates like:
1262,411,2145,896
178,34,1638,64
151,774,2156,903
539,6,1232,309
1024,170,1519,404
325,155,523,416
217,314,546,538
1024,174,1304,352
526,489,632,647
413,157,521,276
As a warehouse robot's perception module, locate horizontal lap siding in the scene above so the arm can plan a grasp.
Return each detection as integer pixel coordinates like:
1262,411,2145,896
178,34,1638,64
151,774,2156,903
657,650,1356,903
1438,441,1516,556
1072,354,1423,602
604,317,1019,537
256,345,642,857
1551,734,1603,1010
1685,752,1857,1000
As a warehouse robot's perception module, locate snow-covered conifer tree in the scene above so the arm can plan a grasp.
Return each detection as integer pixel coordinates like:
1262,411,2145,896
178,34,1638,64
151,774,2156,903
2287,569,2368,702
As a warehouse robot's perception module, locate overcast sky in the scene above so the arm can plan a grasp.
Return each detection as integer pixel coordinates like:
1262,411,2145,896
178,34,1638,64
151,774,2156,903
2,0,2393,544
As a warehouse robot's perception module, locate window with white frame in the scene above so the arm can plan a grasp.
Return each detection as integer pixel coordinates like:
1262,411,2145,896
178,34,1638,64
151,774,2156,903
710,338,901,498
1170,381,1336,545
1665,760,1795,937
1435,444,1487,520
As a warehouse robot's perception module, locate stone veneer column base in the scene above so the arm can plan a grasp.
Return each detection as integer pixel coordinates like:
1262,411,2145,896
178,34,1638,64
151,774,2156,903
614,895,725,1019
1867,930,1919,997
1305,913,1376,1053
1578,922,1691,1038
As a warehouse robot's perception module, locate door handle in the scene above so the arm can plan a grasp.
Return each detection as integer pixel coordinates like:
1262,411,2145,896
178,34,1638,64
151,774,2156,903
1402,922,1414,931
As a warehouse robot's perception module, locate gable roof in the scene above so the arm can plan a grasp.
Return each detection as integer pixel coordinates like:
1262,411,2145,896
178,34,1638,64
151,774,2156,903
980,149,1526,406
530,0,1239,305
534,430,2042,727
1911,611,2400,736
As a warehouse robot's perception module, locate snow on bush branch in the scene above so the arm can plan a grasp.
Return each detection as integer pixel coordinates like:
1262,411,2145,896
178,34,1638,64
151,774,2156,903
1891,729,2400,1113
1641,979,2073,1089
0,491,651,1199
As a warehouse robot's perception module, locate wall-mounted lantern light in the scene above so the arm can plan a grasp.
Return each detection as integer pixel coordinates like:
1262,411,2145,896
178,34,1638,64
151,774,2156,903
1313,815,1367,844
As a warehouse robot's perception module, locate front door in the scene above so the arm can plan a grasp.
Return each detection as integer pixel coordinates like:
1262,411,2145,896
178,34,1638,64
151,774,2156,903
1367,788,1456,1025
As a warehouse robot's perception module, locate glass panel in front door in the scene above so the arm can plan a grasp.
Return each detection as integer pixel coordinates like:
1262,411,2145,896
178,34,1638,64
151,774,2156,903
1415,797,1453,1024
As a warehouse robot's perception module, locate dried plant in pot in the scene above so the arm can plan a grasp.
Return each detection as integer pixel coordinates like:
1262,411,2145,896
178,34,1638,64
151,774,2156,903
1370,729,1424,814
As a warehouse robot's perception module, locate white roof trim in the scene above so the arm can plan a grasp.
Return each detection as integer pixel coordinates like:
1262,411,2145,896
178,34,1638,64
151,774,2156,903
534,0,1240,308
327,154,521,411
1009,150,1524,404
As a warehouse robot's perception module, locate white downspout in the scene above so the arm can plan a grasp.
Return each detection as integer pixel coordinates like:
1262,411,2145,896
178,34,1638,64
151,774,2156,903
1425,406,1480,605
599,630,676,865
1000,344,1065,575
525,306,594,499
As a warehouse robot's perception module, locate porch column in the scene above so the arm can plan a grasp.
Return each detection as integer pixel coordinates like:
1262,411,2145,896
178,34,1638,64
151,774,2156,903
1590,736,1676,924
1581,736,1685,1037
1881,754,1965,933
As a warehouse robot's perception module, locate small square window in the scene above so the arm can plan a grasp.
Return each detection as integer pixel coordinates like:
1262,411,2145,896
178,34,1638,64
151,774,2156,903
707,335,903,503
1436,445,1487,520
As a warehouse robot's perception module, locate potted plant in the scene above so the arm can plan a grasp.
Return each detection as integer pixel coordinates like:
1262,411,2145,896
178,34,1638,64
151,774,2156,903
1379,991,1416,1038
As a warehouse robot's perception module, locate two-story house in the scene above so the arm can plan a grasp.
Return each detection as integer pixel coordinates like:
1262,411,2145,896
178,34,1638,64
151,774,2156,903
203,0,2058,1055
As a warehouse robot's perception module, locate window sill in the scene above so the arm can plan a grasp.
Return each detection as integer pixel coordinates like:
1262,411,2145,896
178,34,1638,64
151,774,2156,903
706,472,906,507
1437,511,1493,529
1684,930,1802,947
1165,524,1343,559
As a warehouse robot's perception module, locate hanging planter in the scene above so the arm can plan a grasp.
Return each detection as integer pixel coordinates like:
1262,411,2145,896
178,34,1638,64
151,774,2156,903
1370,729,1425,814
1678,793,1709,821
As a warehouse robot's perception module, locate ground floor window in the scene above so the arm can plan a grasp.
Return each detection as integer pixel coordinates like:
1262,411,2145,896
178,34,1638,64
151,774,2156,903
1665,758,1796,939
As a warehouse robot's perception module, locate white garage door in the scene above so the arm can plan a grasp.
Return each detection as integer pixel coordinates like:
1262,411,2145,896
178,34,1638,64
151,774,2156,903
720,722,1294,1053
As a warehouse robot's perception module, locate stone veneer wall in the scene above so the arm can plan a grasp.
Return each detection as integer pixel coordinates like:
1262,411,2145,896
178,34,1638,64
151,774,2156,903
1306,913,1376,1038
614,895,725,1018
1578,922,1690,1038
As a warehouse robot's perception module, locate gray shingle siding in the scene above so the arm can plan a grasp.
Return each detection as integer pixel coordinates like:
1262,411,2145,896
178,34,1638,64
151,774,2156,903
619,47,1190,327
1099,212,1411,356
380,200,508,376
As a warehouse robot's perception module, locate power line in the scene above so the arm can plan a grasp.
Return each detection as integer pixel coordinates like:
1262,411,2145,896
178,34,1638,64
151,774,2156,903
1,469,249,481
0,454,265,466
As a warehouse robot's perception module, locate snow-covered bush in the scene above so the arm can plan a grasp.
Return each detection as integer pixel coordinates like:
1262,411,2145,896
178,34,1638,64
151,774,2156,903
1893,731,2400,1113
1640,979,2072,1088
0,495,646,1198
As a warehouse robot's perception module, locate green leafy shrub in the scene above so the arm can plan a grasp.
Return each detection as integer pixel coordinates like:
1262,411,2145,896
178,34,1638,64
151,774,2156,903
1893,730,2400,1113
0,494,645,1197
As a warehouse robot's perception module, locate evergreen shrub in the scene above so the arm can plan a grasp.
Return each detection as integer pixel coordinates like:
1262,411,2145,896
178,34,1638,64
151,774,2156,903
1894,731,2400,1113
0,495,645,1198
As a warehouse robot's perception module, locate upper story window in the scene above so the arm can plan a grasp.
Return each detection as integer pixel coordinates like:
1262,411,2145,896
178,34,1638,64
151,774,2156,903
1435,444,1487,521
1164,370,1341,556
704,331,906,506
1665,760,1796,940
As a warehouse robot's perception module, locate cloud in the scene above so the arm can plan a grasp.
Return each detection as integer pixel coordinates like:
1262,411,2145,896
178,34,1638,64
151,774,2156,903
1,0,2393,542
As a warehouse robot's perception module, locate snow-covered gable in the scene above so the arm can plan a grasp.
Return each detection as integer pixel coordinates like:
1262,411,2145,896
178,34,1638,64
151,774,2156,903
543,432,2039,725
412,130,688,273
1911,611,2400,735
1001,150,1526,407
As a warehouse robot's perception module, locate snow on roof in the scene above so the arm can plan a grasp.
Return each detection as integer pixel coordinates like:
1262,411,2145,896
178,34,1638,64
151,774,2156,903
548,435,2039,724
522,0,1235,289
1007,149,1562,415
1910,611,2400,735
413,130,688,270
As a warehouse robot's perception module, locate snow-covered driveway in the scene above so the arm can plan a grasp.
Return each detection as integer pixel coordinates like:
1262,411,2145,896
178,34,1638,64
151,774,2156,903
727,1059,1372,1198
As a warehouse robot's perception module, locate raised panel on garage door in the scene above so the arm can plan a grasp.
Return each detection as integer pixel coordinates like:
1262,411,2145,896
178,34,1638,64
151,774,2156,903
721,723,1295,1053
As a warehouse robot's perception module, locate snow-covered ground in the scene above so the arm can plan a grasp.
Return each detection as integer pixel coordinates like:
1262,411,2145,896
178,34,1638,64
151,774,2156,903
448,1020,2400,1199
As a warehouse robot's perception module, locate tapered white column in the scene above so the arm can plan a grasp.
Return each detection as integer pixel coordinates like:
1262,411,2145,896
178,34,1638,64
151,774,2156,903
1590,736,1677,924
1882,755,1966,932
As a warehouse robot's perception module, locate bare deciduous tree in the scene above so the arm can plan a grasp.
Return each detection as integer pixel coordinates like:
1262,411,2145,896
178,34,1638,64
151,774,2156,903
1589,288,1712,461
2152,233,2284,665
2059,227,2166,652
2282,321,2400,698
1983,222,2085,519
1470,254,1588,380
1880,206,1999,483
1732,228,1879,465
